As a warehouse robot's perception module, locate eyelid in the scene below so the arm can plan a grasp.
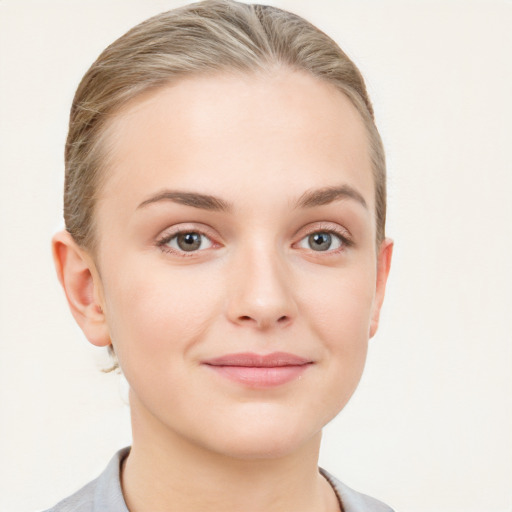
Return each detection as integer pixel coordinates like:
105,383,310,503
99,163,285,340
155,221,353,256
292,222,354,250
156,223,221,255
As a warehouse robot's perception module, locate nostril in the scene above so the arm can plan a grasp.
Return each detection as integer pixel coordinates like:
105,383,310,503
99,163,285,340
237,315,290,326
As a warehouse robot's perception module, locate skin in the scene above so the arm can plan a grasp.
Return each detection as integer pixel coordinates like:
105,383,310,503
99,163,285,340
53,69,392,512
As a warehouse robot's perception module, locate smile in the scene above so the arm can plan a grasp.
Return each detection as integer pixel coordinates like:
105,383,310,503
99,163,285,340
202,352,313,388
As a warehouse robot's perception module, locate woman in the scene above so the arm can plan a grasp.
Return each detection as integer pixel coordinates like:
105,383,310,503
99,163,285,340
48,1,393,510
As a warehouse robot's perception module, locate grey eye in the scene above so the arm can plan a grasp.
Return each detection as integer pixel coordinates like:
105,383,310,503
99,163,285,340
297,231,342,252
309,232,331,251
166,232,213,252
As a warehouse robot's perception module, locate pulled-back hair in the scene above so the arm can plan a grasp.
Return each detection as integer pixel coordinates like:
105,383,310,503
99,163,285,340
65,0,386,254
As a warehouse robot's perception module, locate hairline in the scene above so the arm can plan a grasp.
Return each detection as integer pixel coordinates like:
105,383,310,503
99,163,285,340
81,67,383,258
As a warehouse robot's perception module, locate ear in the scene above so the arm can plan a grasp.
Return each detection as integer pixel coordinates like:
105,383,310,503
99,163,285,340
52,230,111,347
369,238,393,338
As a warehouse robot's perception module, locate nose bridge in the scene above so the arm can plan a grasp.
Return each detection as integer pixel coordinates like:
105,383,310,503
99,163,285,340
226,235,296,329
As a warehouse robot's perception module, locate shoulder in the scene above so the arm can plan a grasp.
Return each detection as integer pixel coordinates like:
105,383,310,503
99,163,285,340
320,468,395,512
42,478,98,512
42,447,130,512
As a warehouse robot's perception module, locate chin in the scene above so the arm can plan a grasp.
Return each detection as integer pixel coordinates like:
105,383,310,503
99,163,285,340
193,412,324,461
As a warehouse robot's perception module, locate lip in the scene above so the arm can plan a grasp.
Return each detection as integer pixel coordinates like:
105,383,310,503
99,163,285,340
202,352,313,388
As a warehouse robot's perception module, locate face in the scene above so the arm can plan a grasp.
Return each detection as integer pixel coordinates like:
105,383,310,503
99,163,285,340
88,70,391,459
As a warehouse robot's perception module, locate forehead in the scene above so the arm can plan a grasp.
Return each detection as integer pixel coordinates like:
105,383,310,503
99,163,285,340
97,69,374,217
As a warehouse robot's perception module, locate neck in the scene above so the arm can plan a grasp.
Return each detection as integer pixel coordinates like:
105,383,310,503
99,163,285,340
121,395,340,512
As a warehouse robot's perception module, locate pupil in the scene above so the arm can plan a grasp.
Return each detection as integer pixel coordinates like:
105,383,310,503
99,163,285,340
178,232,201,251
309,232,331,251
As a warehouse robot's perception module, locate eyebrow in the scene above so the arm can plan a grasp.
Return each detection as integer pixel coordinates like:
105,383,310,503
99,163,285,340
137,190,232,212
295,184,368,210
137,184,367,213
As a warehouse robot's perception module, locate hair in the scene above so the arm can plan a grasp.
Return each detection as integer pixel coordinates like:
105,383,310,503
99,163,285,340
63,0,387,369
65,0,386,251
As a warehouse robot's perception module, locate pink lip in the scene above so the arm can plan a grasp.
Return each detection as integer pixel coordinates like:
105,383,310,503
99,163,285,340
202,352,313,388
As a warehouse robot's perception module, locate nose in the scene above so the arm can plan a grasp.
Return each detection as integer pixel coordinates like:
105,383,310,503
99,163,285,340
225,244,297,330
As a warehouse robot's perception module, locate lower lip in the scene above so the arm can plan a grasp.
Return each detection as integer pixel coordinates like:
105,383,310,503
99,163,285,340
204,364,310,388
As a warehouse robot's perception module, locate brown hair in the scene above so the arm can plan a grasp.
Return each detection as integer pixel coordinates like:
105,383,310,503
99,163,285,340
64,0,386,256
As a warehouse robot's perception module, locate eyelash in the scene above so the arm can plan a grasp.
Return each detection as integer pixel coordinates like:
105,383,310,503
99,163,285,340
301,231,352,251
294,223,353,254
156,224,353,256
156,227,218,256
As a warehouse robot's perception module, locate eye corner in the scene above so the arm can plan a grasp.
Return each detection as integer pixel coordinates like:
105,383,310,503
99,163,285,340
293,225,354,254
155,225,221,257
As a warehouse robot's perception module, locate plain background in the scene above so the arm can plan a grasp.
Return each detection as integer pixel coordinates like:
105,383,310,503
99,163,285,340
1,1,511,511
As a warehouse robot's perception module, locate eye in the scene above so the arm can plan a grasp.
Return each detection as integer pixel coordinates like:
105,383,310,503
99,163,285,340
161,231,213,253
297,231,344,252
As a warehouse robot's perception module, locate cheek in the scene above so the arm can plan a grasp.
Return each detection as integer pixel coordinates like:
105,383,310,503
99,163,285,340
102,259,223,372
299,268,375,412
301,267,376,348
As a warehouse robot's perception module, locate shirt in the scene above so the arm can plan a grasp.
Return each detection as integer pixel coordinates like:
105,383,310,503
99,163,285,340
43,447,394,512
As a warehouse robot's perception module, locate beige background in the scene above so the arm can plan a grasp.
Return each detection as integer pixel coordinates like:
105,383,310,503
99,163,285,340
1,1,511,511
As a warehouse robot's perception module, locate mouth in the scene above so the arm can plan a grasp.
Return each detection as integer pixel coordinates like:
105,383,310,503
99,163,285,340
201,352,314,388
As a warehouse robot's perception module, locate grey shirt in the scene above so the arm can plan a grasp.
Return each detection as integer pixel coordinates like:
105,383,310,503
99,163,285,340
44,447,394,512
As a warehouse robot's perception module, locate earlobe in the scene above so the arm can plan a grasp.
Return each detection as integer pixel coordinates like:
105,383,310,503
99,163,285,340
52,230,111,347
369,238,393,338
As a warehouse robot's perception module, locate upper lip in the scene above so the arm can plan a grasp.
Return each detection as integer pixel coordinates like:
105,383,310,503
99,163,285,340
202,352,312,367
